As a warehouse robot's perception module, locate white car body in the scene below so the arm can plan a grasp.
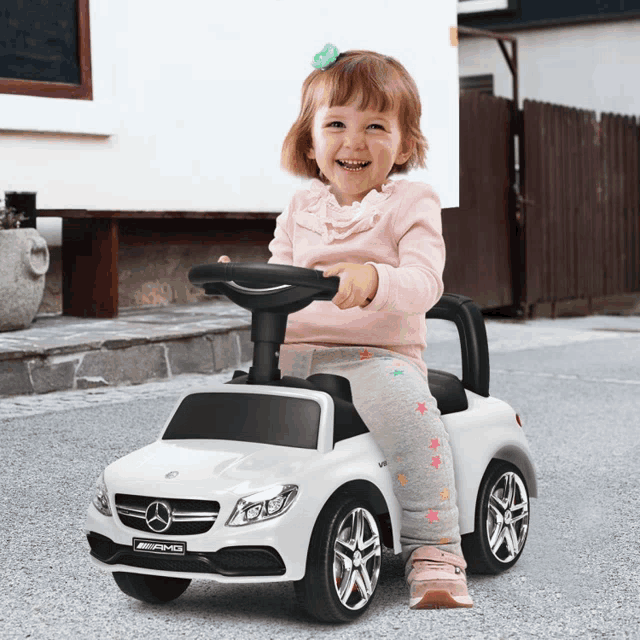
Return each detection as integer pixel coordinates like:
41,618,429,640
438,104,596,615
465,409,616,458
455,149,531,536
85,382,537,584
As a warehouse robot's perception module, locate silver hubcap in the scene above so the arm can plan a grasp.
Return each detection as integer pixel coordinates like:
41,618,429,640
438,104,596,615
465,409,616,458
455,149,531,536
487,471,530,563
333,507,382,610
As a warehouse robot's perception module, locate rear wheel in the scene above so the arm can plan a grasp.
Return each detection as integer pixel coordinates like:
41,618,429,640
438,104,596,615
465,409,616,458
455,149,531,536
293,494,383,623
113,572,191,604
462,460,531,574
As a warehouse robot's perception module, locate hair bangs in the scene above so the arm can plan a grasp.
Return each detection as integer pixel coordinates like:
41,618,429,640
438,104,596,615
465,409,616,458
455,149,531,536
323,59,398,115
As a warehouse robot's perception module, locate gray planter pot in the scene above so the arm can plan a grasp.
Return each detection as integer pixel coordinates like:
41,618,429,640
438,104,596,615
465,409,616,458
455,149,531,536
0,228,50,331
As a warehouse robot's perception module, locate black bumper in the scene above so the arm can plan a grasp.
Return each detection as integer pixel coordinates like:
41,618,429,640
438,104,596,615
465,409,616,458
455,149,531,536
87,531,286,577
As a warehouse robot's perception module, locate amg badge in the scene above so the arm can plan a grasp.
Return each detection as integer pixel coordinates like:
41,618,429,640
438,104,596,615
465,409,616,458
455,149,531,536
133,538,186,555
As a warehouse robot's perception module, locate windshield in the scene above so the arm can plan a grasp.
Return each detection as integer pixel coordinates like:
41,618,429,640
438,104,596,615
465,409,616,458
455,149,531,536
162,392,321,449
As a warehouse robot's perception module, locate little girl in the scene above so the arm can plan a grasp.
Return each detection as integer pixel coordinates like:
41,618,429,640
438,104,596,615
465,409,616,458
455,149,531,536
219,44,472,610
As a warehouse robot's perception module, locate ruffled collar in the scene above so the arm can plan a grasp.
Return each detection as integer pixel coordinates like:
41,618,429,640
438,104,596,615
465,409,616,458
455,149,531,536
308,178,396,216
296,179,398,243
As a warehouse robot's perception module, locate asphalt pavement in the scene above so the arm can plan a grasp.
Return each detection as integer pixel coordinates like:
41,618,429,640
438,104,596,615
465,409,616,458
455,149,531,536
1,313,639,639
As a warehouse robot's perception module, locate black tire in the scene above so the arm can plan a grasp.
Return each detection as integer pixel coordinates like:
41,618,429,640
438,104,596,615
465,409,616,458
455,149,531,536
113,572,191,604
462,460,531,574
293,494,383,623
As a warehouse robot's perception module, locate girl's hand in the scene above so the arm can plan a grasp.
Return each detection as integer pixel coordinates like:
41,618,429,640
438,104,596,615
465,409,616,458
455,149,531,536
323,263,378,310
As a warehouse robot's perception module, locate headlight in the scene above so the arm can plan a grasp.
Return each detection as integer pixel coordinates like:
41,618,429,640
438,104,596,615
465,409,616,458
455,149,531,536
92,472,112,517
226,484,298,527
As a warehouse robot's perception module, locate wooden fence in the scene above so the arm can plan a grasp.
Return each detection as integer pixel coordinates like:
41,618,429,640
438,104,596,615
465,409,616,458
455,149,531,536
522,100,640,307
442,92,516,309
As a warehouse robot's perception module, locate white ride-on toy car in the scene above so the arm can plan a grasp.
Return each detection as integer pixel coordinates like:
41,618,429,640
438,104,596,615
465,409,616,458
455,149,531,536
85,262,537,623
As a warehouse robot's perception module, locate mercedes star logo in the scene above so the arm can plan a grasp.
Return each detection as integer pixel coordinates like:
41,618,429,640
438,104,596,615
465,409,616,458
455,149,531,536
145,500,172,533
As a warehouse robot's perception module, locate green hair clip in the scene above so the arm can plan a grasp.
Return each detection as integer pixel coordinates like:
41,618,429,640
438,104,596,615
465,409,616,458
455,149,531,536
312,43,340,71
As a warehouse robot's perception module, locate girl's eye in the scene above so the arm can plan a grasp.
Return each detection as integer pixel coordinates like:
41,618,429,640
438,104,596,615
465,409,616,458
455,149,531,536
327,122,385,130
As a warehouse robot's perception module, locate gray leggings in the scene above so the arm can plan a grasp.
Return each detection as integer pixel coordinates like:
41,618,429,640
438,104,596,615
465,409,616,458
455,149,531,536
278,344,463,564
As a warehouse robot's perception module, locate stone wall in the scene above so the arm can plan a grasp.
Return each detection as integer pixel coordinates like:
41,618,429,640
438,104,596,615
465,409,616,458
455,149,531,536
38,241,272,315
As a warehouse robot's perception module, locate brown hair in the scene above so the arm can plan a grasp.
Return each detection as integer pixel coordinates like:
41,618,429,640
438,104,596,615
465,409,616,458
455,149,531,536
281,49,429,184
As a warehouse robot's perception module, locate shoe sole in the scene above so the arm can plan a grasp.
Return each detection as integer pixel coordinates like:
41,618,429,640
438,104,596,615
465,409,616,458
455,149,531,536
410,589,473,609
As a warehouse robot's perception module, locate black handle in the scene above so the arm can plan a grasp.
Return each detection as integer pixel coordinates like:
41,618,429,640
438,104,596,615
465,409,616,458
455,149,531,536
426,293,490,397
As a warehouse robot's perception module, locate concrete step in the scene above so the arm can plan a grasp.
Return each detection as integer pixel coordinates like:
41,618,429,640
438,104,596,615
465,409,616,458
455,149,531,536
0,301,253,398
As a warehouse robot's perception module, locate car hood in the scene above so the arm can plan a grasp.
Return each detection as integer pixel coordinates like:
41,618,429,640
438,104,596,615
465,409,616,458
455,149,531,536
105,439,318,498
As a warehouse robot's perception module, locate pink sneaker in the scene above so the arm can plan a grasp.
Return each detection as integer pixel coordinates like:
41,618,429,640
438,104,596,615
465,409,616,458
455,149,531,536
405,546,474,609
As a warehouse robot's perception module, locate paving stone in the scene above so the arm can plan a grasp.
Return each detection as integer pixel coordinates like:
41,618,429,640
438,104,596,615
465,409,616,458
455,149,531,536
45,341,104,356
0,359,33,397
76,376,110,390
238,329,253,363
211,331,243,372
0,347,45,362
102,337,152,349
29,358,79,393
76,344,169,386
166,336,214,375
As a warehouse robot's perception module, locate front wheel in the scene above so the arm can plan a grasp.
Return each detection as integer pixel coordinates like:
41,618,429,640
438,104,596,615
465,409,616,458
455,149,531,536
293,494,383,623
461,460,531,574
113,572,191,604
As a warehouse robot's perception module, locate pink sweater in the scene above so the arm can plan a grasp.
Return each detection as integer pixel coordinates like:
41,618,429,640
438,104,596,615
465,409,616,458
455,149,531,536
267,178,446,377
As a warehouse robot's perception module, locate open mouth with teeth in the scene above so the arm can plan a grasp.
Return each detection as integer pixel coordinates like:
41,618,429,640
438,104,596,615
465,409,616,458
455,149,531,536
336,160,371,171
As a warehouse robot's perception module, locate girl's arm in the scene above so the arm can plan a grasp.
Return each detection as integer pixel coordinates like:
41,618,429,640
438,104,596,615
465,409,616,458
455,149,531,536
368,186,445,315
267,203,294,266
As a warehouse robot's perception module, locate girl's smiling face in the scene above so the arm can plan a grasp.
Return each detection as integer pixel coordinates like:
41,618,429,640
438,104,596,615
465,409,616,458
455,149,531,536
306,100,414,207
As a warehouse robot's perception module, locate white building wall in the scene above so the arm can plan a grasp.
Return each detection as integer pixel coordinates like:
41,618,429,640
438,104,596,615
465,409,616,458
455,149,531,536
459,18,640,118
0,0,460,247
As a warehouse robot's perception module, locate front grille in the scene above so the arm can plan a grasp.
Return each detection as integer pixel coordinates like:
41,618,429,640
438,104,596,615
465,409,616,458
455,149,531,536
115,494,220,536
87,532,286,576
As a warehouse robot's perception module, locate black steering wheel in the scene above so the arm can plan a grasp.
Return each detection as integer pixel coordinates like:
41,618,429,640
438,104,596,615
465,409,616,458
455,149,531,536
189,262,341,315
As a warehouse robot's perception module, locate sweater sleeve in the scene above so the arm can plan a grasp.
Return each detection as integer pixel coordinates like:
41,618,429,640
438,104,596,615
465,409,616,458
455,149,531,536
364,184,445,315
267,201,293,266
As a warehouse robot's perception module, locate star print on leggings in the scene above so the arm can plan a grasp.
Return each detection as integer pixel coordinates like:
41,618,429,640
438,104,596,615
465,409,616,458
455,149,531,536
431,455,442,469
426,509,439,523
429,438,440,450
416,402,428,415
384,361,405,378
